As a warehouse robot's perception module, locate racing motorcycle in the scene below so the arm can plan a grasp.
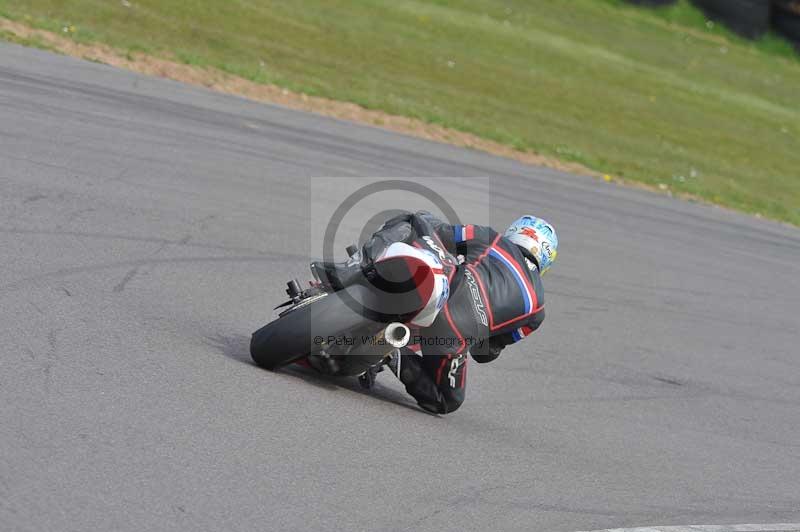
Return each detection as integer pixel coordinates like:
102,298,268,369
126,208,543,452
250,238,452,382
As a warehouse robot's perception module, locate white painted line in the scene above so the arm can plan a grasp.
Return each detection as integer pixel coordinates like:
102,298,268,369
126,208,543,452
574,524,800,532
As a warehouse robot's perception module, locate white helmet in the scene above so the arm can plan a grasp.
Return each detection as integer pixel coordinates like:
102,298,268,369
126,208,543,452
504,216,558,274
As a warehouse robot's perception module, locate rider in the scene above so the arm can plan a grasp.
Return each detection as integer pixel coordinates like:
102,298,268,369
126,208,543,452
314,211,558,415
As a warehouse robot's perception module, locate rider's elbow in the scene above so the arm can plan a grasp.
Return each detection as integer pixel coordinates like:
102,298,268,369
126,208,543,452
529,307,545,331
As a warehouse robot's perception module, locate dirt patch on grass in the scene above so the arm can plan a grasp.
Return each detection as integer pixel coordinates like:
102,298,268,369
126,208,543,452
0,18,598,178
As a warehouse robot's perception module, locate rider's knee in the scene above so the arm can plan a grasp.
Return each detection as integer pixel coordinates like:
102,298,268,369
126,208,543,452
419,392,464,415
442,395,464,414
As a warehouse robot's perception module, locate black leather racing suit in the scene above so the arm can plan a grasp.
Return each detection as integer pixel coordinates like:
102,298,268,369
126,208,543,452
363,211,546,414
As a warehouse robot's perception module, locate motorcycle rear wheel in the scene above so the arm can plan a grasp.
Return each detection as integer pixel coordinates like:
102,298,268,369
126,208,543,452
250,284,381,370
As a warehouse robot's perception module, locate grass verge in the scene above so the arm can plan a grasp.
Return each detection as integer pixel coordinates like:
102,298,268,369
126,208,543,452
0,0,798,225
0,27,56,52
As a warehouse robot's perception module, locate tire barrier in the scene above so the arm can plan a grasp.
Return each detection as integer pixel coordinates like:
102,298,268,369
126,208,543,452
623,0,678,5
690,0,771,38
773,1,800,50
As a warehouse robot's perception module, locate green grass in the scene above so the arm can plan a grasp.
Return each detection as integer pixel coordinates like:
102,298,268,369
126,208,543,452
0,28,57,52
1,0,799,224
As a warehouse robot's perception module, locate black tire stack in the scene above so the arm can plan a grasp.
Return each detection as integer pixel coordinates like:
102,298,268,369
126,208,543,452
625,0,800,54
690,0,772,38
773,1,800,50
624,0,677,5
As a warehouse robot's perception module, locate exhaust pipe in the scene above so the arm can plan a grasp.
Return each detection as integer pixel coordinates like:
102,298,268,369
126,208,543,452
344,322,411,358
383,322,411,348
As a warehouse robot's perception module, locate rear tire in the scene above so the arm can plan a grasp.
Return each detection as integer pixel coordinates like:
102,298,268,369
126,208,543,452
250,284,381,370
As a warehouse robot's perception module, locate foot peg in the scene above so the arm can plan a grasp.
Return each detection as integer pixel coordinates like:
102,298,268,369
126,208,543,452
358,364,383,389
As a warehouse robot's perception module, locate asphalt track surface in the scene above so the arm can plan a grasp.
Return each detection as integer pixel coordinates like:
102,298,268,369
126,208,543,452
1,43,800,532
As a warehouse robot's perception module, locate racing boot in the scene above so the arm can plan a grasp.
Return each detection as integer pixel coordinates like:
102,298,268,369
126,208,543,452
384,348,402,378
310,247,372,291
310,260,363,291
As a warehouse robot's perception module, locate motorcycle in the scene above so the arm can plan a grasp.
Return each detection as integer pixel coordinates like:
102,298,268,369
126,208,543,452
250,237,453,381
